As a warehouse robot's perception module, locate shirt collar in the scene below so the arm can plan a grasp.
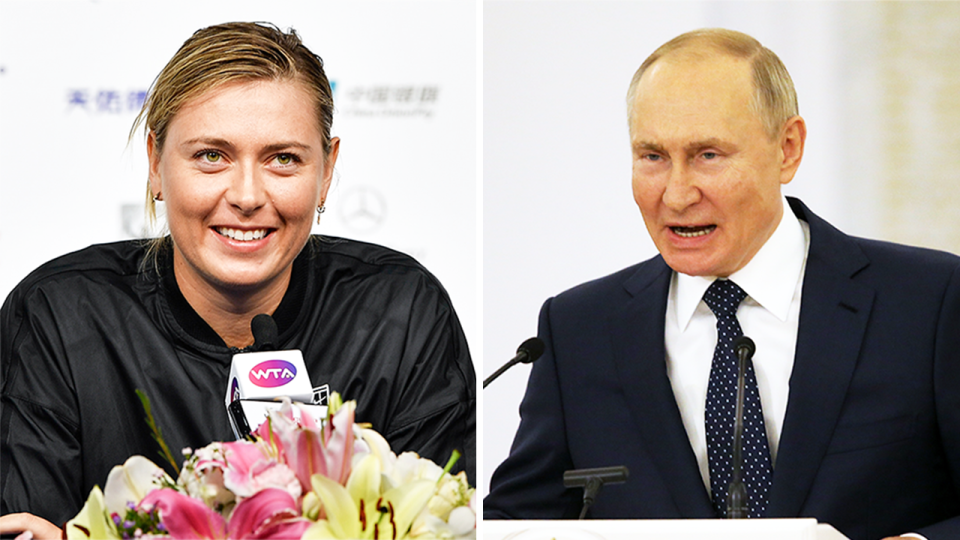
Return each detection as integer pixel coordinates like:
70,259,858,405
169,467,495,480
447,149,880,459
673,195,808,330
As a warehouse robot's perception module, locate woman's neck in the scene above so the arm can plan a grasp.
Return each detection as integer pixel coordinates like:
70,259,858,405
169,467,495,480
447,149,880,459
172,253,291,349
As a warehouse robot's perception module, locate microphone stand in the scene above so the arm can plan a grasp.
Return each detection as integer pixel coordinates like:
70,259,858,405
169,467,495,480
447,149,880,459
726,336,755,519
563,466,629,520
483,337,545,388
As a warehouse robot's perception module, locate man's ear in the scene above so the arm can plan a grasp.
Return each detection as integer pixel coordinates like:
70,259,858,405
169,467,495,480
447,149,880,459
779,115,806,185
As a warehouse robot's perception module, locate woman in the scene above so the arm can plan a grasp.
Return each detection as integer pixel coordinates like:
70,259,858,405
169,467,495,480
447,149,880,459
0,22,475,537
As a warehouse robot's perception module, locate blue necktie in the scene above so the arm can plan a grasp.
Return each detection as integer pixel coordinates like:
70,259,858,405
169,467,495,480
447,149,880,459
704,279,773,518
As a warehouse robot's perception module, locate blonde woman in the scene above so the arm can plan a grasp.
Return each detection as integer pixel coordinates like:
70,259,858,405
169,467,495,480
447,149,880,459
0,22,474,538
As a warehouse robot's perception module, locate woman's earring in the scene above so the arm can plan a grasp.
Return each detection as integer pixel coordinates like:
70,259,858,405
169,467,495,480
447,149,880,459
316,203,326,224
153,193,163,202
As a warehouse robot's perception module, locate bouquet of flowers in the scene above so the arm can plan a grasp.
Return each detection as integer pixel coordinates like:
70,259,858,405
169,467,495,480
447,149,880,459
65,393,475,539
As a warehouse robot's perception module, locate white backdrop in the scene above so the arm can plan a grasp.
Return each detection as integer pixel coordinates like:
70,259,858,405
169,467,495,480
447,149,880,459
481,0,957,500
0,1,478,359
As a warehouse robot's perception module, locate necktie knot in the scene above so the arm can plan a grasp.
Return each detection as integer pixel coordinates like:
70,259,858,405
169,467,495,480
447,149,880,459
703,279,747,319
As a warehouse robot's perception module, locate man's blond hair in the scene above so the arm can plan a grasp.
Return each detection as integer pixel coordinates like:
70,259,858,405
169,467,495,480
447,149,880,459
626,28,798,139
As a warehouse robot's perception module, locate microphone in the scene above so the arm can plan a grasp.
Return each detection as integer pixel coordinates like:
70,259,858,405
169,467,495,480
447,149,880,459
225,314,324,439
563,466,629,520
482,337,545,389
251,313,278,351
727,335,756,519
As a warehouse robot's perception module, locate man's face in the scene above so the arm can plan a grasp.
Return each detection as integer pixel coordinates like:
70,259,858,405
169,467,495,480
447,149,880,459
629,52,800,277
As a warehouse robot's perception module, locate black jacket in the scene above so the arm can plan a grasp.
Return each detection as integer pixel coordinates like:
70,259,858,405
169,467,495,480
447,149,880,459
1,236,475,524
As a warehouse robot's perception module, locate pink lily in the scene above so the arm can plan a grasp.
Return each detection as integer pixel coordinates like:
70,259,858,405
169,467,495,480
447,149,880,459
141,488,227,539
321,401,355,485
287,401,356,492
142,487,309,539
226,488,311,539
220,441,299,499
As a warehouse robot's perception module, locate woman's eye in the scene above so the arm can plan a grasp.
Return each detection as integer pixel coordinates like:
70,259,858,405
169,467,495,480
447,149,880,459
202,151,221,163
276,154,294,165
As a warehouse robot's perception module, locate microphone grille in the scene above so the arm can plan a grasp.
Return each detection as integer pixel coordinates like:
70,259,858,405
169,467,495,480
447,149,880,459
517,337,546,364
251,314,279,351
733,335,756,357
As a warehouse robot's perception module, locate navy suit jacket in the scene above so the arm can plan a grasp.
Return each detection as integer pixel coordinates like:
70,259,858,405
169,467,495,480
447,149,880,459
485,199,960,540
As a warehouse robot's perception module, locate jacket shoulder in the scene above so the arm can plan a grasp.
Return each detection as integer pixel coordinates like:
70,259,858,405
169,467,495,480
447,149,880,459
550,255,670,312
3,241,146,310
312,236,429,274
306,236,456,309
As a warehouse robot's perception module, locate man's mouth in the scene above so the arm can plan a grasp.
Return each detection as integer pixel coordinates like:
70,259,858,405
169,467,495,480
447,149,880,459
670,225,716,238
216,227,270,242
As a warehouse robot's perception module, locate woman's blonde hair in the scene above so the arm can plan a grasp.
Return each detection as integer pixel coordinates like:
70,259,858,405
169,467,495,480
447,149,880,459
626,28,798,140
131,21,335,234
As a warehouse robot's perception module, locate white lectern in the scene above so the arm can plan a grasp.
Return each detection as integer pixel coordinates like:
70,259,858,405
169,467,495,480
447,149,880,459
483,518,850,540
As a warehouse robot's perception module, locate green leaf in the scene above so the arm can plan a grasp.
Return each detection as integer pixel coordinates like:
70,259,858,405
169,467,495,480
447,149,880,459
135,389,180,476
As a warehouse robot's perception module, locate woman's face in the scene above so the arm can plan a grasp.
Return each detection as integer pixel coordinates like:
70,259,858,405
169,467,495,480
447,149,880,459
148,78,338,295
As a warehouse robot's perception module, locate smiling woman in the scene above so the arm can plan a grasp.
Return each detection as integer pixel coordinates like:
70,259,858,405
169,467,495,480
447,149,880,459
149,78,337,348
0,22,474,538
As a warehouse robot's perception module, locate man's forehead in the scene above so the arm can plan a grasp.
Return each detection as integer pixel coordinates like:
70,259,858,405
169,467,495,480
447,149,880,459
628,51,758,134
639,50,751,92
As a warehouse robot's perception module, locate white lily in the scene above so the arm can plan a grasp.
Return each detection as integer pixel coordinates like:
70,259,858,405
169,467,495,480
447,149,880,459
302,453,435,539
65,486,119,539
103,456,173,515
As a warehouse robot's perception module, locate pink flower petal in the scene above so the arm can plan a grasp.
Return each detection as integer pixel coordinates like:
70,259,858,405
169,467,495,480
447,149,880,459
323,403,355,484
291,428,328,493
226,488,301,539
223,441,265,472
255,519,312,540
221,441,273,496
141,488,227,539
295,402,320,431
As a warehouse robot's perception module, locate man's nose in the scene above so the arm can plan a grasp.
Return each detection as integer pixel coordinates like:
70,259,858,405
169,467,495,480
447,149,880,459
662,162,702,211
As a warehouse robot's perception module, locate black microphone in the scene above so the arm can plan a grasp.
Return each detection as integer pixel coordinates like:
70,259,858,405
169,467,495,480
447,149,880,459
482,337,545,389
251,313,278,351
727,335,756,519
563,466,629,520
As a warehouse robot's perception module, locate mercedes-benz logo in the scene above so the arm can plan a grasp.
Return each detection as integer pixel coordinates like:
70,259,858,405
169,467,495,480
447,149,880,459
338,186,387,233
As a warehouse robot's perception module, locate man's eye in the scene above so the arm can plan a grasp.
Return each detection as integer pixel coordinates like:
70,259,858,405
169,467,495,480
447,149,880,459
644,154,662,162
203,151,221,163
701,152,718,160
276,154,294,165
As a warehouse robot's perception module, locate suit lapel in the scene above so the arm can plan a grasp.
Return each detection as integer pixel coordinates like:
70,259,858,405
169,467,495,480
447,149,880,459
608,257,715,517
768,199,875,517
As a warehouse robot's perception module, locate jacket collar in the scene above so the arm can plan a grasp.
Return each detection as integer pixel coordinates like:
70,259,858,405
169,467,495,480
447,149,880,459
766,197,874,516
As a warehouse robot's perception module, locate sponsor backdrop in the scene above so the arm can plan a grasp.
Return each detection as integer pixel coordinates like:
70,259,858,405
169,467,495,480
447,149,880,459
483,1,960,498
0,2,477,361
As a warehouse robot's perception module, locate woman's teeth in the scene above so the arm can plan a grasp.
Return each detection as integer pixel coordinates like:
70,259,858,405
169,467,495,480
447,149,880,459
217,227,268,241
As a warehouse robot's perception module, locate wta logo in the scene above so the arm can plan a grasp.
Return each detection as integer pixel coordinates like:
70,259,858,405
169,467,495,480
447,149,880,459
248,360,297,388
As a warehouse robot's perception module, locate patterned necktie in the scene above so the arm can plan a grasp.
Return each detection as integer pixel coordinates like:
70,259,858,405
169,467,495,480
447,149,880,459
703,279,773,518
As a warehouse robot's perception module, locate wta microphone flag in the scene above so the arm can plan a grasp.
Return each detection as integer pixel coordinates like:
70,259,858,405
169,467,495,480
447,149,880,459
224,349,314,406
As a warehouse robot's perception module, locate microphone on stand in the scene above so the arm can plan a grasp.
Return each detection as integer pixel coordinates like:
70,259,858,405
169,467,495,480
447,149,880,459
726,335,756,519
225,314,322,439
482,337,545,389
251,313,278,351
563,466,629,519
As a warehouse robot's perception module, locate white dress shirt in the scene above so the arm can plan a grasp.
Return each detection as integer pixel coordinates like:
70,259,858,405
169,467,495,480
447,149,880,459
664,196,810,494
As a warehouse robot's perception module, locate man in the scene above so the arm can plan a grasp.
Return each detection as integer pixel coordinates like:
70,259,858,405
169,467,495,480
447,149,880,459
483,29,960,540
